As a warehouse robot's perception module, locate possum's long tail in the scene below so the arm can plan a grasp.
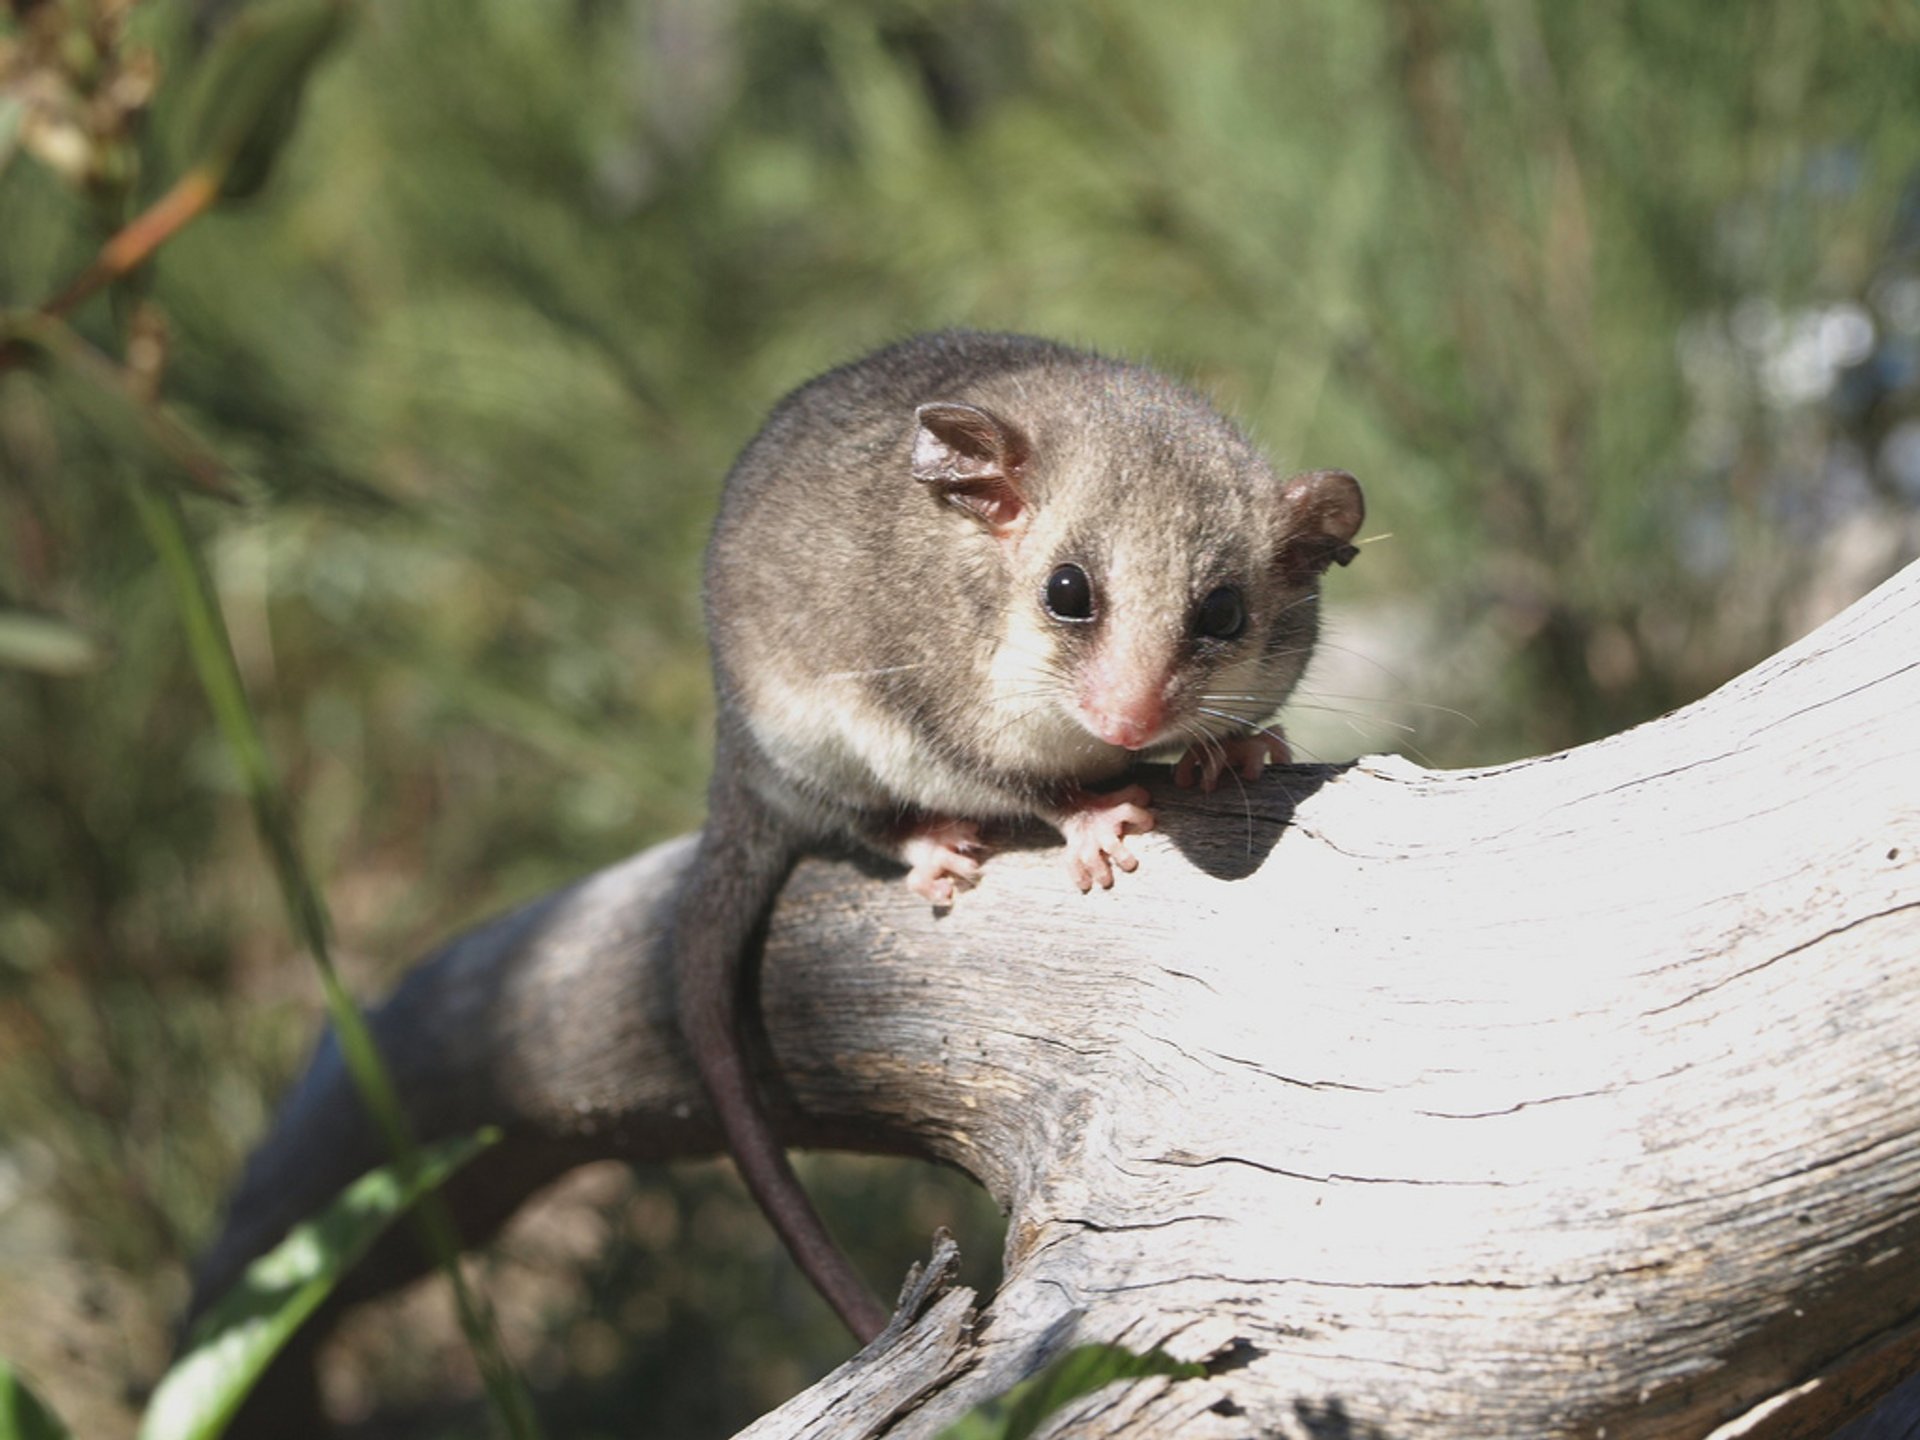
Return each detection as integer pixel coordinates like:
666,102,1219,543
671,764,890,1344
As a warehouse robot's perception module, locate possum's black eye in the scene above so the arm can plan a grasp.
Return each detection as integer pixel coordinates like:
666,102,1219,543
1044,563,1095,622
1196,585,1247,641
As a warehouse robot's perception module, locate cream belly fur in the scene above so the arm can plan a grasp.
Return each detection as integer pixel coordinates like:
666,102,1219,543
744,663,1098,830
742,607,1148,839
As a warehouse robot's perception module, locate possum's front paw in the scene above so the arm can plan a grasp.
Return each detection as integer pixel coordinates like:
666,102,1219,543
1058,785,1156,892
901,818,989,907
1174,730,1290,792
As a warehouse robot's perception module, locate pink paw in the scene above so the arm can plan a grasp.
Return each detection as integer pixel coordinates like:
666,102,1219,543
1057,785,1157,893
1174,730,1290,793
901,818,989,907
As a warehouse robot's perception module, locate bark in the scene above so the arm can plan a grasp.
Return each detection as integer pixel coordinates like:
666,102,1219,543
193,559,1920,1439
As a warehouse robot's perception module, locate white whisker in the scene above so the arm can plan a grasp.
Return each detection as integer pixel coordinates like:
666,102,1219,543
819,662,937,681
1303,689,1480,726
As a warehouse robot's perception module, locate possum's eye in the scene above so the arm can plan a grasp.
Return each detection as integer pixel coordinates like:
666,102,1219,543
1044,563,1095,622
1196,585,1247,641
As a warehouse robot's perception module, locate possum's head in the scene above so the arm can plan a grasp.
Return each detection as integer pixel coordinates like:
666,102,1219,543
909,367,1363,779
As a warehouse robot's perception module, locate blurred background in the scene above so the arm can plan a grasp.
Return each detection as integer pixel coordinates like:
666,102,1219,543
3,1,1918,1436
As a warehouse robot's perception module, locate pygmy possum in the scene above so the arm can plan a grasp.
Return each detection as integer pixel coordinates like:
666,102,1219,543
672,330,1365,1341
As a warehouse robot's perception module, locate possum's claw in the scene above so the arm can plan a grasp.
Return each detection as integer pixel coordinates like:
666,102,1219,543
901,818,989,908
1174,730,1290,793
1057,784,1156,892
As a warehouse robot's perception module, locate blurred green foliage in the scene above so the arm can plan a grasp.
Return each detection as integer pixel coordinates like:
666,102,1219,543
2,0,1917,1436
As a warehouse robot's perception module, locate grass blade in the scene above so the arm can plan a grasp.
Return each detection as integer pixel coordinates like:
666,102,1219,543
139,1131,498,1440
126,477,544,1439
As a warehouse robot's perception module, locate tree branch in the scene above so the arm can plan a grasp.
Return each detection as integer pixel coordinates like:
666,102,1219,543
195,560,1920,1439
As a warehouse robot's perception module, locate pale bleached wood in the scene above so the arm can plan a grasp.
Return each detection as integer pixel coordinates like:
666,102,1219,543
194,560,1920,1440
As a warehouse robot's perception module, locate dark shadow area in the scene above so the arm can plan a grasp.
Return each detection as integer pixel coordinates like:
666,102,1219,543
1294,1395,1393,1440
1151,763,1347,882
1203,1338,1265,1375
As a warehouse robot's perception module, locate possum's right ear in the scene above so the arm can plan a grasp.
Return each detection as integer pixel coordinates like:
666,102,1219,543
911,402,1031,536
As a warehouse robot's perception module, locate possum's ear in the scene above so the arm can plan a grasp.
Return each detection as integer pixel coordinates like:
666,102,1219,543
1276,468,1365,583
912,402,1031,536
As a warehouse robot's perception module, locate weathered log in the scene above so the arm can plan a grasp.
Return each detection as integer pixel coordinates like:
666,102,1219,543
194,559,1920,1439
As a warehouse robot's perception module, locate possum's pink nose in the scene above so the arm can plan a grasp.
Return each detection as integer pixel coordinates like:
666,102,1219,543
1080,690,1167,750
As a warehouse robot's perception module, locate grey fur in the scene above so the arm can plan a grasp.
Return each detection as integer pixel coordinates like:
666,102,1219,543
679,331,1363,1342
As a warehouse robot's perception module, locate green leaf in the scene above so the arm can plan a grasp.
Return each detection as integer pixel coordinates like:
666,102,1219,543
137,1129,498,1440
937,1344,1207,1440
182,0,353,199
0,1361,71,1440
0,611,103,676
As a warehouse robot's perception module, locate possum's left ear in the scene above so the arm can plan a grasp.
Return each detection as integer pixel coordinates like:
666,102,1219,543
1276,468,1364,582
